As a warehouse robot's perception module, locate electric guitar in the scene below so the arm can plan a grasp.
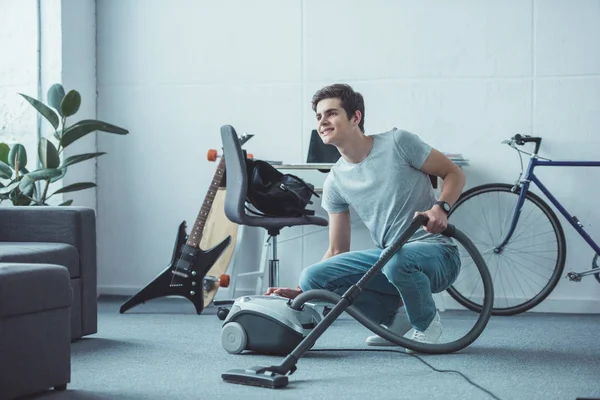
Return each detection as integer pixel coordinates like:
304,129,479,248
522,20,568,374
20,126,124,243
119,133,254,314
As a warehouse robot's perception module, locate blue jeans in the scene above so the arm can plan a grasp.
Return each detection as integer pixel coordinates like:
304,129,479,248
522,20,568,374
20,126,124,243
298,241,461,331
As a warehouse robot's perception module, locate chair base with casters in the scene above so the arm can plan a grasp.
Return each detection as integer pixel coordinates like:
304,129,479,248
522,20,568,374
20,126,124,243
214,227,284,320
213,125,329,320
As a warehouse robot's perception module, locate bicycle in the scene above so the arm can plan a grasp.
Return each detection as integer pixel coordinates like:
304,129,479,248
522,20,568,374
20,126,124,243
446,134,600,316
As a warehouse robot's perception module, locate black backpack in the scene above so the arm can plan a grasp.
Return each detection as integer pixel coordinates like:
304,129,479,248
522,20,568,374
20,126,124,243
245,158,319,218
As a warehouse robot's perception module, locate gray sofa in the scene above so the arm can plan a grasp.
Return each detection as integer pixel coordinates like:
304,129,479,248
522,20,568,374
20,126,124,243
0,206,98,340
0,263,72,399
0,206,97,399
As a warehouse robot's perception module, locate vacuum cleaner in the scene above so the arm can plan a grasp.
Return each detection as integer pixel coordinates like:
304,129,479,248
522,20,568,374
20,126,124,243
221,295,322,355
220,215,494,389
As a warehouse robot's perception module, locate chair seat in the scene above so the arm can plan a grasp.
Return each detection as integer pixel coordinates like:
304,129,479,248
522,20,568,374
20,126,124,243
241,214,328,231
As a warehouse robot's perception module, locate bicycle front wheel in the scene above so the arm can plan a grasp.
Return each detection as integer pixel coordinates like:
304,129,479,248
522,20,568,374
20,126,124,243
446,183,566,315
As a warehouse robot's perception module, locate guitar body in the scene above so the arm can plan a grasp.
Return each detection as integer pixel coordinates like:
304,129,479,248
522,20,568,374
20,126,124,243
119,133,253,315
119,221,231,314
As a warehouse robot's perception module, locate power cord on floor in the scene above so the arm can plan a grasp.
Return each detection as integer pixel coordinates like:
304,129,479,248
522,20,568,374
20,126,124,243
308,348,502,400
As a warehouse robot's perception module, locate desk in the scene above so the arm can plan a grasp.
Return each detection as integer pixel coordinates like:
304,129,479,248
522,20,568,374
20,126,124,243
274,156,469,170
274,155,469,190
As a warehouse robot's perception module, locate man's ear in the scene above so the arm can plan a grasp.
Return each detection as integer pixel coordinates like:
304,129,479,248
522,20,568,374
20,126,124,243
353,110,362,126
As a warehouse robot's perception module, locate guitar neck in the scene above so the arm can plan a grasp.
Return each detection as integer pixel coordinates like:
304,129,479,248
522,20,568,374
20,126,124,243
186,156,226,248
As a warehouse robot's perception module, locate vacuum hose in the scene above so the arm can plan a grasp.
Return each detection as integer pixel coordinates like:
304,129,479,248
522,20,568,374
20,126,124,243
289,226,494,354
221,216,494,390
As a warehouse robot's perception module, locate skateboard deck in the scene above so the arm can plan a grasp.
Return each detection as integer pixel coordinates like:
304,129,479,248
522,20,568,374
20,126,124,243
200,187,238,307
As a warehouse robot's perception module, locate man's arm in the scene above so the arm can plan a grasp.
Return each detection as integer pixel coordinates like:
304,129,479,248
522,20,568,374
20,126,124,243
417,149,466,233
322,210,351,260
421,149,465,206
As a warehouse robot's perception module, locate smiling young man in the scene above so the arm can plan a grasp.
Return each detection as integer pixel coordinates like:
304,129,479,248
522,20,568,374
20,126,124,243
265,83,465,349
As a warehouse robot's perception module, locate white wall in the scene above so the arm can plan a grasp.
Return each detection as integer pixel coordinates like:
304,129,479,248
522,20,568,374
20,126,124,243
95,0,600,313
0,0,39,169
59,0,97,209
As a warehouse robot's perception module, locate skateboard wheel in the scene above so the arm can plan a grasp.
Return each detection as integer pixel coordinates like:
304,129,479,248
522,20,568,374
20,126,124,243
207,149,218,161
221,322,247,354
219,274,230,288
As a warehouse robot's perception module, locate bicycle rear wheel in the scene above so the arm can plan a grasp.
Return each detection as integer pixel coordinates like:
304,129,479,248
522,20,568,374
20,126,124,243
446,183,566,315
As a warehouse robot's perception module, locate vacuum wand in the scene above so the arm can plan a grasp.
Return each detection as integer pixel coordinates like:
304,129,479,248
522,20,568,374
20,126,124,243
222,215,454,389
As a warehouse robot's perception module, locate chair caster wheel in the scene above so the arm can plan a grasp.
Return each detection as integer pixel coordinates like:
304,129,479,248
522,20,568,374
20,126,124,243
217,307,230,321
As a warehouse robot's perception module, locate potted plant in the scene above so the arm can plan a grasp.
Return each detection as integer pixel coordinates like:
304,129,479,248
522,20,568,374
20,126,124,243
0,83,129,205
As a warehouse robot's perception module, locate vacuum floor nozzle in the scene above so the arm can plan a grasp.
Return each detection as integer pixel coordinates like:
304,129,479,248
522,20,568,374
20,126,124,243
222,366,288,389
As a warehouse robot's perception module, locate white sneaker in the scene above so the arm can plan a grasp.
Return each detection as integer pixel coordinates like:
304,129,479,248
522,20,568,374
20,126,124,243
365,308,413,346
406,311,443,354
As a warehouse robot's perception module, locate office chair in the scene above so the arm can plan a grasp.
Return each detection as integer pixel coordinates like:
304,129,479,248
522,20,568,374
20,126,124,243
213,125,328,318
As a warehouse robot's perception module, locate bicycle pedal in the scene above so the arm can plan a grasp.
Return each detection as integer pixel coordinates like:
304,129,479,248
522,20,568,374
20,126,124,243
566,272,581,282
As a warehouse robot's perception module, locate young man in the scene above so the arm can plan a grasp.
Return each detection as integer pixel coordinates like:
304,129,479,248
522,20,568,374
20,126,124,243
265,83,465,349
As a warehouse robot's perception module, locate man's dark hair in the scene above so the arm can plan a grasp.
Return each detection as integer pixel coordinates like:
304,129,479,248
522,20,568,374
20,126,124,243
311,83,365,132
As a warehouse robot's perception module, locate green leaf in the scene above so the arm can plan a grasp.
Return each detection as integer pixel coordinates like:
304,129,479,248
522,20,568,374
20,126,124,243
38,138,61,169
0,160,12,179
59,199,73,206
60,90,81,117
51,182,96,195
26,168,63,181
8,144,27,169
0,143,9,164
16,176,34,192
62,152,106,168
61,119,129,148
0,181,18,195
18,168,63,192
19,93,59,129
50,167,66,183
47,84,66,116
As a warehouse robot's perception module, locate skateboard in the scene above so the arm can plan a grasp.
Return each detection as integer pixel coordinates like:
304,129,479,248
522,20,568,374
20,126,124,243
202,147,255,308
119,133,253,314
200,185,236,307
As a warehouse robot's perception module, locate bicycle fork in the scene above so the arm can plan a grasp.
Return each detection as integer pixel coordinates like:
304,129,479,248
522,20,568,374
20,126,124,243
494,181,531,253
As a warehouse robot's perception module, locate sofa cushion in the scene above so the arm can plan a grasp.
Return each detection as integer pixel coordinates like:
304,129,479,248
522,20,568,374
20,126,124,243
0,263,72,317
0,242,79,278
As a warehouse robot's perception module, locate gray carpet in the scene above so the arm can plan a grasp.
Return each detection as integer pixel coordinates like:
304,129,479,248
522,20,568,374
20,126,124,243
28,296,600,400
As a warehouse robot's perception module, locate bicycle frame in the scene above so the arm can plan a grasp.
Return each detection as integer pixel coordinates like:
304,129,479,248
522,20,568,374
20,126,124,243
498,156,600,259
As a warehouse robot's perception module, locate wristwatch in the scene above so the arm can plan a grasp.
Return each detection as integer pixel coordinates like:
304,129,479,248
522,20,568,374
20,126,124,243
434,200,451,215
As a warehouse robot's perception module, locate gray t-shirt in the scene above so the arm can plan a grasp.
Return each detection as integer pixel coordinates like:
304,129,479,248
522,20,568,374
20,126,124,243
321,128,455,249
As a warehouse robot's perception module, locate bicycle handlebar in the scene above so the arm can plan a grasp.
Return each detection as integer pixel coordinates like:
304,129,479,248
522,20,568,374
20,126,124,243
508,134,543,154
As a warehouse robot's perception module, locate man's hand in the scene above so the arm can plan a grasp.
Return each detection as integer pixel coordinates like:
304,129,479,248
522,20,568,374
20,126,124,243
415,205,448,234
264,287,303,299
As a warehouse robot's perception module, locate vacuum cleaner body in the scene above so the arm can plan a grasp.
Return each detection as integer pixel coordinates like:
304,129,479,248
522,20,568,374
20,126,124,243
221,295,322,355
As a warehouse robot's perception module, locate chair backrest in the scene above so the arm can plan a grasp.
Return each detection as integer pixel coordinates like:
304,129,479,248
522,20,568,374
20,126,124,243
220,125,247,225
